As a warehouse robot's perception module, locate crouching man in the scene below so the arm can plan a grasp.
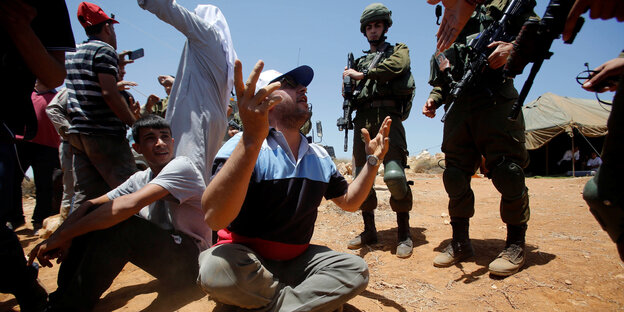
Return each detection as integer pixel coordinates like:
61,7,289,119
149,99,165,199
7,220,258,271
28,115,210,311
198,60,391,311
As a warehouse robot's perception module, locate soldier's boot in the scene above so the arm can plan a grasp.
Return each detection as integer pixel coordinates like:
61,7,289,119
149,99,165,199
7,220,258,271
489,224,527,276
348,211,378,249
433,217,474,267
396,212,413,258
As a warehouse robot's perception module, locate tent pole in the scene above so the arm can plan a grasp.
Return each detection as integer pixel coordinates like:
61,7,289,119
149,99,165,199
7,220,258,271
571,134,575,177
545,144,549,175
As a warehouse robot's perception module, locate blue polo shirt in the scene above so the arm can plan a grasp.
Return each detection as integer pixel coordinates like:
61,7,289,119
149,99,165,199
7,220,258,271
213,129,348,260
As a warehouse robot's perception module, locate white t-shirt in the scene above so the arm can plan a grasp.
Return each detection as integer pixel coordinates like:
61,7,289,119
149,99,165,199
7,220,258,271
107,156,211,250
587,156,602,168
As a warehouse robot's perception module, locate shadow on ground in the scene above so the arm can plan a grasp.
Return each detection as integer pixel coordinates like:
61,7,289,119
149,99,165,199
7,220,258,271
357,226,427,258
432,238,557,283
94,280,206,312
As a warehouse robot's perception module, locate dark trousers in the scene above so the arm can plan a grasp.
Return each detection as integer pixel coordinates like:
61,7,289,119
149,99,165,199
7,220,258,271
9,141,60,224
51,216,201,311
0,223,37,295
0,142,17,224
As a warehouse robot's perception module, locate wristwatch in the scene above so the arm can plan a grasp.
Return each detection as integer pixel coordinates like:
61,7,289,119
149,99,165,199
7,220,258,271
366,154,381,167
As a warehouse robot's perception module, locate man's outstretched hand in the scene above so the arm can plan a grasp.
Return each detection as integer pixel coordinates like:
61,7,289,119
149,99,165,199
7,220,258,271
362,116,392,161
234,60,282,147
429,0,477,52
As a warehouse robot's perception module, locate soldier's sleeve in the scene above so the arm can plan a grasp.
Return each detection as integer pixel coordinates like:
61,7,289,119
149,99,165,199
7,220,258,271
367,43,411,83
427,53,449,107
488,0,538,29
428,87,446,109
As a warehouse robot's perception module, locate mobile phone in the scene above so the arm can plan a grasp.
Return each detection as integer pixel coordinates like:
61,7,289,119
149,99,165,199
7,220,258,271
129,48,144,60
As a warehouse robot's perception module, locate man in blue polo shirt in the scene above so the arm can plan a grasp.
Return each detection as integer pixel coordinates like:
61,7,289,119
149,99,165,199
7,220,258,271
198,60,391,311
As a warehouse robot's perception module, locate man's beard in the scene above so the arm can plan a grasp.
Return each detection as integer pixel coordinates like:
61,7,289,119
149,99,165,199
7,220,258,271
276,105,311,130
368,35,387,46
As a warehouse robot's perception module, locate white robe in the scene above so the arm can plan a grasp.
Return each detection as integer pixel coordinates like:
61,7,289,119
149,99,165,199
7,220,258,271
138,0,236,182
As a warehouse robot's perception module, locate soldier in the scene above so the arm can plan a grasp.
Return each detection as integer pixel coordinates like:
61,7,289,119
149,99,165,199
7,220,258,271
343,3,416,258
423,1,535,276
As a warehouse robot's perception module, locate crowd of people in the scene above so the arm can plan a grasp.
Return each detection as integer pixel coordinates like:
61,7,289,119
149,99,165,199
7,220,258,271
0,0,622,311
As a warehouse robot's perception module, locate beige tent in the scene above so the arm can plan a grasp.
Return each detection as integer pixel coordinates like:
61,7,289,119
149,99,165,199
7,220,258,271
523,92,610,150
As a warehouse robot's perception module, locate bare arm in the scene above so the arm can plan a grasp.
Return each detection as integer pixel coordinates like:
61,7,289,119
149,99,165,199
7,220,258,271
99,73,137,126
202,60,282,230
332,117,391,212
28,184,169,266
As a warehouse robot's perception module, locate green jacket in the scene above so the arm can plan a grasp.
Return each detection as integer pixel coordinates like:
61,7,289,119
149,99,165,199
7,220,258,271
354,42,415,119
428,0,536,107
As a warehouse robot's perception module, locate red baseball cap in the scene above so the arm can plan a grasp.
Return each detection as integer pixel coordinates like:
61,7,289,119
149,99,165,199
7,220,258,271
77,2,118,28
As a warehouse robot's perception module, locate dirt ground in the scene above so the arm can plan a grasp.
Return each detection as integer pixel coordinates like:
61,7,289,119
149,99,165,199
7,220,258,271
2,173,623,311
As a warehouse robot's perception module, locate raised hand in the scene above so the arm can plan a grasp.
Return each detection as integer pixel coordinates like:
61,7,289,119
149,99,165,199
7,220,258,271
429,0,477,52
234,60,282,147
362,116,392,160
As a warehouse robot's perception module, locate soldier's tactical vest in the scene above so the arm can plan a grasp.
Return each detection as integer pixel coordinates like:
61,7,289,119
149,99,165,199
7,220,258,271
353,42,415,121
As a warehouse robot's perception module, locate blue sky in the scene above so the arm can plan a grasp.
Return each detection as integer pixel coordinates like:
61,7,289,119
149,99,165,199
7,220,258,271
64,0,623,159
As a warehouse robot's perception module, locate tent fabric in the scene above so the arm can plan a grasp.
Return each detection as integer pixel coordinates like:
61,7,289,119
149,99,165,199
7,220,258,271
523,92,610,150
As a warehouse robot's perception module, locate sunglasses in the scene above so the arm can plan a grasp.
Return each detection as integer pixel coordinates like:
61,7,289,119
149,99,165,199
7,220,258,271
278,75,299,89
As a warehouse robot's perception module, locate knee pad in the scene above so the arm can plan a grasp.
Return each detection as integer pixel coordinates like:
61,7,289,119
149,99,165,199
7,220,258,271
491,160,526,201
443,166,470,199
383,160,408,200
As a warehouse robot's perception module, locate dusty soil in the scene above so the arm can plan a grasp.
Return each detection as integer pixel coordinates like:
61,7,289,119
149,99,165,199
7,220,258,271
2,173,623,311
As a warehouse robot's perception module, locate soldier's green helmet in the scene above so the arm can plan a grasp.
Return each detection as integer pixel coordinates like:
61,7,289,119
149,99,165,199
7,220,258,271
360,3,393,33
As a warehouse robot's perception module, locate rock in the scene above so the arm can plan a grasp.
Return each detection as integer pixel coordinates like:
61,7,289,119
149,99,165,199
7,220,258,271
565,280,572,285
39,214,63,239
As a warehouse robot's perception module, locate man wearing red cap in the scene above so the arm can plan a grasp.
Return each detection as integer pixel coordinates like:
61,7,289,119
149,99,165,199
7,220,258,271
65,2,138,209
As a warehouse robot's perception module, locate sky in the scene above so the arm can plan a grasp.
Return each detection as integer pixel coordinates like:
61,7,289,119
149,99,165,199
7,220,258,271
63,0,623,159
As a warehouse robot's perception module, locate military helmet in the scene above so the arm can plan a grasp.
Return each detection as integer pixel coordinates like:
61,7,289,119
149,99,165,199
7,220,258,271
360,3,393,33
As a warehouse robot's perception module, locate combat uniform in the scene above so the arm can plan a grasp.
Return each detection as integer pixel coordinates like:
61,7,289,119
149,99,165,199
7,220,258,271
427,0,534,275
347,3,416,258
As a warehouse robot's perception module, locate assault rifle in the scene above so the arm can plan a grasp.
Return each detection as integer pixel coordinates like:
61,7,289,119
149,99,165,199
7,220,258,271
337,49,385,152
337,53,355,152
439,0,536,123
505,0,584,120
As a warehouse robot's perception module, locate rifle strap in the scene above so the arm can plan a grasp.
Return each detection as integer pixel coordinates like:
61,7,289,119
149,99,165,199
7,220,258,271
355,43,389,95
